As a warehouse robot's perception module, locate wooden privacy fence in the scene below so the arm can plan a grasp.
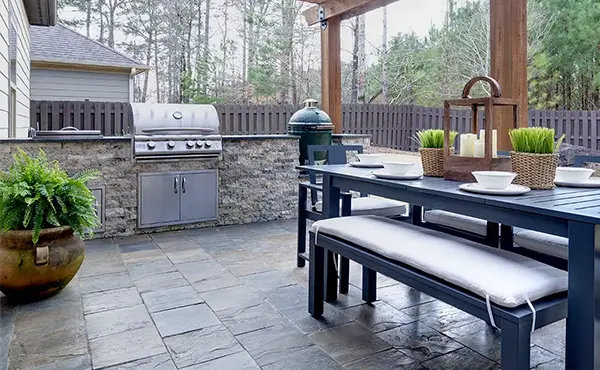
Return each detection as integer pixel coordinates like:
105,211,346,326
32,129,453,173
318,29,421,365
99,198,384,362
30,101,600,151
30,100,133,135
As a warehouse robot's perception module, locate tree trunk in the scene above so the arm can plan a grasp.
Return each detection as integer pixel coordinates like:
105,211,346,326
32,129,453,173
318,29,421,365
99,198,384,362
356,15,366,103
350,17,359,104
202,0,211,96
242,0,248,102
381,5,388,104
154,29,161,102
142,36,152,102
85,0,92,37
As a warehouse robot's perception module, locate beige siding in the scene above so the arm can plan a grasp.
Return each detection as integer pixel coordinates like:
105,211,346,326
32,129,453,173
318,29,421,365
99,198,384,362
30,68,131,102
11,0,29,137
0,0,9,133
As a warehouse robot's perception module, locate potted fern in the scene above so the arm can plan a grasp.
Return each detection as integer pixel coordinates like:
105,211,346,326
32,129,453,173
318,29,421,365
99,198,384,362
415,129,458,177
0,149,99,300
509,127,565,189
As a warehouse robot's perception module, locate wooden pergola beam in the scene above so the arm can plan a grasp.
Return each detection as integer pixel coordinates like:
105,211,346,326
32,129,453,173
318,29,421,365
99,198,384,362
490,0,528,151
303,0,399,26
321,16,343,133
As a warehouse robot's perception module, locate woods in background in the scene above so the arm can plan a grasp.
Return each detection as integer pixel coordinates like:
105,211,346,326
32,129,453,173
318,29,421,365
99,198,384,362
58,0,600,110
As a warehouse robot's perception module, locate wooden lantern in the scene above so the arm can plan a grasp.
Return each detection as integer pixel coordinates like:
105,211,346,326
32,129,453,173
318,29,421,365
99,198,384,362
443,76,519,182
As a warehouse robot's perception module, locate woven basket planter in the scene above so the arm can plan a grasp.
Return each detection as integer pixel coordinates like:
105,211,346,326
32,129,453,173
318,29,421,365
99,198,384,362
419,148,445,177
510,151,558,190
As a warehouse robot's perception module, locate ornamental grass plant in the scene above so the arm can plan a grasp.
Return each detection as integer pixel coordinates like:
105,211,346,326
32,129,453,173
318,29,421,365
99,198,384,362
414,129,458,148
509,127,565,154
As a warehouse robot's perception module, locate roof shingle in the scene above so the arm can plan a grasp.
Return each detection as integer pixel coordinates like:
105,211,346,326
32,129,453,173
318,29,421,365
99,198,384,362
30,24,149,70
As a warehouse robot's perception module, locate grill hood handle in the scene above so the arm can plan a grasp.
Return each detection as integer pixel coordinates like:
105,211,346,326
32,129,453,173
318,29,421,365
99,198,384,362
60,126,80,131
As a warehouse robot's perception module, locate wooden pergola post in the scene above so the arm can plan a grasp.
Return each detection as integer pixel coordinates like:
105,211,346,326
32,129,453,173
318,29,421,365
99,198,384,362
321,16,343,134
490,0,528,151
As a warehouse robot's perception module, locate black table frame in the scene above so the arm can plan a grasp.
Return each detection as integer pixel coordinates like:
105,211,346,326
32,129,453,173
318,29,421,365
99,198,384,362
299,164,600,370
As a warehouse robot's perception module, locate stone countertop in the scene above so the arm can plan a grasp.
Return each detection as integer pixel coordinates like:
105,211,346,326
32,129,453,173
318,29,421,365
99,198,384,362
0,136,132,143
222,135,299,140
332,134,371,138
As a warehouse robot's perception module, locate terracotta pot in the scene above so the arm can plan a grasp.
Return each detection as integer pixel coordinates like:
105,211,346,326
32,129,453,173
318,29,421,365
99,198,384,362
0,226,85,301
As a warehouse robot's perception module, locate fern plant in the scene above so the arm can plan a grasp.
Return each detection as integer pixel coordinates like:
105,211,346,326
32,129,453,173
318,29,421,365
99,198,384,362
0,149,100,244
509,127,565,154
413,129,458,149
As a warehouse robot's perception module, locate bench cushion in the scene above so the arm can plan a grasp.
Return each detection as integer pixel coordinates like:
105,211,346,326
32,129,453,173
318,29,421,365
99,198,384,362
311,216,568,308
314,198,407,218
423,210,488,236
513,229,568,260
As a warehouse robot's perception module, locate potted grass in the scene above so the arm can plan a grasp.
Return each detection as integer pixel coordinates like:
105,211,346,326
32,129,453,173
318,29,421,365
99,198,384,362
0,149,99,301
509,127,565,189
415,129,458,177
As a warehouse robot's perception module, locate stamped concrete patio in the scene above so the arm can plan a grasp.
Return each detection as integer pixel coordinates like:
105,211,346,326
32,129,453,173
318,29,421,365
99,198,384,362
1,220,566,370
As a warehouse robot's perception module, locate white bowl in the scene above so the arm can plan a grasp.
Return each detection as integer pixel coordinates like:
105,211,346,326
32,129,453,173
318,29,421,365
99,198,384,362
472,171,516,190
382,161,414,176
555,167,594,183
356,154,388,165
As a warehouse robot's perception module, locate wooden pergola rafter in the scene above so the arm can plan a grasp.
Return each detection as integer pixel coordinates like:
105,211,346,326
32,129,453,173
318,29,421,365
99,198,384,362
300,0,527,151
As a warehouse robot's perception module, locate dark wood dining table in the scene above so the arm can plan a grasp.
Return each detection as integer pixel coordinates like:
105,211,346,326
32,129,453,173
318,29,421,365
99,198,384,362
298,163,600,370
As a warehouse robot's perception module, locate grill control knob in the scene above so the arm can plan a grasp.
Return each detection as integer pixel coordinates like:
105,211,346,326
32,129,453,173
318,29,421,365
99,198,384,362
186,140,195,148
204,141,212,148
167,140,176,149
147,141,156,149
195,140,205,148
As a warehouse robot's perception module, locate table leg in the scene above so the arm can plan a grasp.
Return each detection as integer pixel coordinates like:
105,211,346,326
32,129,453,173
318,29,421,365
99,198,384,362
309,233,324,318
566,221,600,369
410,205,423,226
322,174,340,303
297,185,307,268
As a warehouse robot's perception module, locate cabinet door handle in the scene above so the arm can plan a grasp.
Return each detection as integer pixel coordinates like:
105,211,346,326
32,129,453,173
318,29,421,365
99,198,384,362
182,176,187,193
174,177,178,193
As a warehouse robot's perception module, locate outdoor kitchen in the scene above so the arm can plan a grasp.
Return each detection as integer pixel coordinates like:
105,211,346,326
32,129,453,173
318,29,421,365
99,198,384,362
0,104,302,238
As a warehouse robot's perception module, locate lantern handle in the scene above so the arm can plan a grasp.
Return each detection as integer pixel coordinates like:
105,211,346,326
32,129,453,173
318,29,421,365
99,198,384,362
461,76,502,99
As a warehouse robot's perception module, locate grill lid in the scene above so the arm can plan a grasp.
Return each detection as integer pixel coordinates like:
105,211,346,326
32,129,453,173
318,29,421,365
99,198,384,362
131,103,220,136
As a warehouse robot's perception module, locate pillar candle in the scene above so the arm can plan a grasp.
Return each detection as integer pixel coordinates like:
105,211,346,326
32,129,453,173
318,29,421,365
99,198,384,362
474,139,484,158
479,129,498,158
459,134,476,157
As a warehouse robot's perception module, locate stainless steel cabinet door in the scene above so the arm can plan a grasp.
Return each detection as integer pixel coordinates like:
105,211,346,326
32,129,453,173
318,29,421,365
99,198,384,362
180,170,218,222
139,173,181,227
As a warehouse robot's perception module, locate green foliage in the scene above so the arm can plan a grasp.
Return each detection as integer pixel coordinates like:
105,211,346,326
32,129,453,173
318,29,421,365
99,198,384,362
414,129,458,149
0,149,100,244
509,127,565,154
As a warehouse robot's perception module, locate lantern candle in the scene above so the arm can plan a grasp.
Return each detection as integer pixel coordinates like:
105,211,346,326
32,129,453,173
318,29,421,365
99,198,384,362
479,129,498,158
474,139,485,158
459,133,477,157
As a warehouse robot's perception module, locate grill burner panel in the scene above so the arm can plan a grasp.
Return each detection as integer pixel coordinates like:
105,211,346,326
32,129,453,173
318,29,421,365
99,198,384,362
131,103,222,159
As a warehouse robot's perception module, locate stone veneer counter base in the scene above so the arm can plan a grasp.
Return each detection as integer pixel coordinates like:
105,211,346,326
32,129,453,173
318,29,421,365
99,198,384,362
0,136,301,238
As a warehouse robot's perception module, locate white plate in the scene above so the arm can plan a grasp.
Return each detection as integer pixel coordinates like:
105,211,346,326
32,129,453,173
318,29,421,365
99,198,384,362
459,183,531,195
555,178,600,188
349,162,384,168
372,170,423,180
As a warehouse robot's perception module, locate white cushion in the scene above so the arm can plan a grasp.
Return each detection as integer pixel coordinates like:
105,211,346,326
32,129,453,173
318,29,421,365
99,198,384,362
513,229,568,260
314,197,407,218
424,210,488,236
311,216,567,308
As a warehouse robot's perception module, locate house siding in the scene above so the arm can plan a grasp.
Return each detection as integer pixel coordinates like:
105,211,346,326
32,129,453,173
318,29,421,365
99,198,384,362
30,68,131,102
0,0,10,137
0,0,29,138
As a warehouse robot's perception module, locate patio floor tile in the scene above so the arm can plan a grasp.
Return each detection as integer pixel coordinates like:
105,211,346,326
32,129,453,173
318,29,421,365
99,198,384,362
341,301,415,333
400,300,479,334
85,304,153,339
261,345,342,370
152,303,220,337
178,351,260,370
279,304,352,335
89,326,166,369
133,271,189,294
177,260,243,293
236,322,314,366
164,244,212,264
308,322,391,365
443,319,501,361
163,325,242,368
141,285,204,313
18,354,92,370
82,287,142,315
377,321,464,362
343,348,425,370
241,270,297,293
217,302,288,335
532,320,565,358
420,347,500,370
79,272,134,295
529,345,565,369
264,284,308,311
201,284,262,312
102,353,176,370
377,284,436,311
79,253,126,278
126,257,176,279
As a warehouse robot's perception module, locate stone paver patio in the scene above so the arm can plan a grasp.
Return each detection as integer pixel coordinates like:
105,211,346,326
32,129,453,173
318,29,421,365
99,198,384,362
1,220,566,369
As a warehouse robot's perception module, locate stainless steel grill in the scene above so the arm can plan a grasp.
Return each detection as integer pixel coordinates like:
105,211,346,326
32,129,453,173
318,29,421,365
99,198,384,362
131,103,222,160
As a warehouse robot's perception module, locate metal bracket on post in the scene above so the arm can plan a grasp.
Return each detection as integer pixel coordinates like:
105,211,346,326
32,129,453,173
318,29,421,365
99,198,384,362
318,6,327,30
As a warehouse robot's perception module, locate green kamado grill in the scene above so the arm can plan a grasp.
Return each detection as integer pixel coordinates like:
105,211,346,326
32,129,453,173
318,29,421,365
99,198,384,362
288,99,334,165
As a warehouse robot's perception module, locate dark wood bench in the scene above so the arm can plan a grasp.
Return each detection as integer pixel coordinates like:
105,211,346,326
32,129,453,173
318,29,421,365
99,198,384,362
308,216,568,370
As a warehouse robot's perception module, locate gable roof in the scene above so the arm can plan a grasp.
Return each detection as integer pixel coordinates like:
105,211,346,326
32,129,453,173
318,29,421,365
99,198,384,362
30,24,150,73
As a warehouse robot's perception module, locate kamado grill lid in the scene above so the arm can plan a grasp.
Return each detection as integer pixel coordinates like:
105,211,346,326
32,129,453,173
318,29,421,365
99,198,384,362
288,99,334,131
